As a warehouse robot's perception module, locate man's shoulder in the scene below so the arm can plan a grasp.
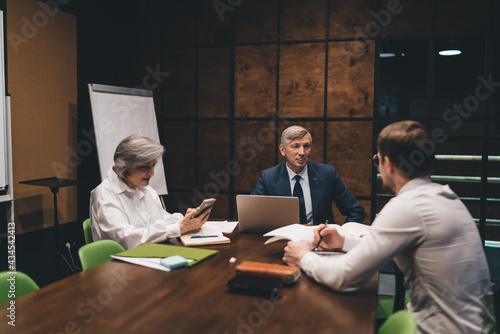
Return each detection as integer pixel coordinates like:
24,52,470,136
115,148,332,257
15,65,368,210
261,162,286,175
307,161,336,174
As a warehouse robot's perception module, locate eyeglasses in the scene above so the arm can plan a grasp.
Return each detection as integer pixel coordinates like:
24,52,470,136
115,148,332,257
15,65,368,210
372,154,380,168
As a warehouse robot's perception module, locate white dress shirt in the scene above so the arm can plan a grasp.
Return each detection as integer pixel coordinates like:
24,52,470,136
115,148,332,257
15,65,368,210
286,165,313,224
90,167,183,250
300,177,495,333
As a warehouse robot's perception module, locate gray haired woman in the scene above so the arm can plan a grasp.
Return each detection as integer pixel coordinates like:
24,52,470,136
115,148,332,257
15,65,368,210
90,134,210,249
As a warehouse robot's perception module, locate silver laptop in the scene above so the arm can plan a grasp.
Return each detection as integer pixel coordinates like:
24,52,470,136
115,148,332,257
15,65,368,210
236,195,299,233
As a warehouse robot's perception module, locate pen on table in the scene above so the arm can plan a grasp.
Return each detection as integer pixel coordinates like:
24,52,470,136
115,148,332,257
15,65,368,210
190,235,218,239
313,220,328,251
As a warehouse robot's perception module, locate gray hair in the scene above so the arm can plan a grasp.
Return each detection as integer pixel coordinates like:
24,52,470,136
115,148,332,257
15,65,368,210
281,125,312,147
113,134,165,180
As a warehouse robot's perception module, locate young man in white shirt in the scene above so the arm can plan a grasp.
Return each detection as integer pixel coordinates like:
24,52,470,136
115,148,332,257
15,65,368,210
283,120,495,333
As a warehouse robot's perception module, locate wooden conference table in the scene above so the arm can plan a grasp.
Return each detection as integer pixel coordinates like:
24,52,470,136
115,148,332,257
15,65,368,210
1,232,378,333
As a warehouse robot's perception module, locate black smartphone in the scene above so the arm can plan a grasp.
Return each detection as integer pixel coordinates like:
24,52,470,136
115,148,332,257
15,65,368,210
226,275,283,299
194,198,216,218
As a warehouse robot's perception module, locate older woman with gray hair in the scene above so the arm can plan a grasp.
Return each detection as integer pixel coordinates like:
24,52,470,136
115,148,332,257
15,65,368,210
90,134,211,249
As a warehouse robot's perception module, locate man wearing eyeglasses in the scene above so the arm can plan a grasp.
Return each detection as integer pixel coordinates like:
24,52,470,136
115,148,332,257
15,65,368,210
283,121,495,333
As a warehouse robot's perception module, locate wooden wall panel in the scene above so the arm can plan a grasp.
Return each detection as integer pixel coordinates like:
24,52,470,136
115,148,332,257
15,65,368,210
381,0,432,37
279,43,325,117
280,0,326,41
235,0,277,43
435,0,490,35
326,121,372,197
162,0,196,47
133,51,163,116
329,0,377,39
165,192,229,220
328,41,374,117
198,0,231,45
333,199,371,225
163,121,196,189
234,121,277,192
199,47,230,118
135,1,163,49
163,49,196,118
235,45,277,118
8,0,77,233
198,121,230,191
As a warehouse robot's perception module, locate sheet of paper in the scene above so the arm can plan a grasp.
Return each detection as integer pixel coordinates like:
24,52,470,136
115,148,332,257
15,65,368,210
263,224,315,245
205,221,238,233
180,224,230,246
111,256,170,271
111,256,195,271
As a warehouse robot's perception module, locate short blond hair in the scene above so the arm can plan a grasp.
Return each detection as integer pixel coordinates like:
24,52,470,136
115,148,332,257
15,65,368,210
281,125,312,146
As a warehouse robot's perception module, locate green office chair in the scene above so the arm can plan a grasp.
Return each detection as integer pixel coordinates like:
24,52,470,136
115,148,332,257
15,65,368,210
377,265,410,319
0,271,39,305
78,240,125,270
378,310,417,334
82,218,93,244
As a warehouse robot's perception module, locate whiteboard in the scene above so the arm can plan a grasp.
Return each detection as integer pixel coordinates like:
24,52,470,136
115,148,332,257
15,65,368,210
0,11,7,191
88,84,168,195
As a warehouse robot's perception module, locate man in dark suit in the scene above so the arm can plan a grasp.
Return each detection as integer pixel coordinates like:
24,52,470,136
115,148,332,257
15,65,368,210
252,125,365,225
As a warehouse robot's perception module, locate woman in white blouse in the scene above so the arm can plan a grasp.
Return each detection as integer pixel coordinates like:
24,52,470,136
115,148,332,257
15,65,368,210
90,134,210,249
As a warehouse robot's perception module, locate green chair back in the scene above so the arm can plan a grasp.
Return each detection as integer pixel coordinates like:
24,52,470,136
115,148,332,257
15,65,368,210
0,271,39,305
82,218,93,244
78,240,125,270
378,310,417,334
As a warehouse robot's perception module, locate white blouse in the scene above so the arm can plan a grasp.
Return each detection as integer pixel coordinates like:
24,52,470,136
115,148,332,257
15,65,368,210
90,167,183,250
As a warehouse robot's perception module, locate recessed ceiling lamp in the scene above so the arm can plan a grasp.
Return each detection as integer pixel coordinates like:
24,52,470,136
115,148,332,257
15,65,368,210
438,38,462,56
380,41,396,58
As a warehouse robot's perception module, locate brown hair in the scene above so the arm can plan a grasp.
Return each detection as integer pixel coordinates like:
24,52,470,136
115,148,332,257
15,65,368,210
377,120,435,179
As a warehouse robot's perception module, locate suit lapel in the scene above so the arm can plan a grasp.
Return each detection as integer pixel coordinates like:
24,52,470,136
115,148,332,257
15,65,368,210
308,162,319,221
279,163,292,196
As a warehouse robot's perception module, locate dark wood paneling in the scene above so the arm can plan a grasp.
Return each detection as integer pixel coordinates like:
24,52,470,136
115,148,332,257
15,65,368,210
326,121,373,197
435,0,490,35
199,47,230,118
234,121,277,192
329,0,377,39
280,0,327,41
235,0,278,43
381,0,432,37
235,45,277,118
163,121,196,189
198,0,232,45
198,121,230,191
279,43,325,117
134,51,163,115
163,49,196,118
210,193,229,219
164,191,198,214
135,0,163,49
165,192,229,220
162,0,197,47
333,199,371,225
328,41,374,117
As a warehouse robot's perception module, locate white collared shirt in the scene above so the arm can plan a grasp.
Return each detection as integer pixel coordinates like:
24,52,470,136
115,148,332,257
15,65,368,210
286,164,313,224
300,177,495,333
90,167,183,250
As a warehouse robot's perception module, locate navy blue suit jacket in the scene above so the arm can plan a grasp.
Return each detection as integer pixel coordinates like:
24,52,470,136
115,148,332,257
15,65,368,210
252,161,365,224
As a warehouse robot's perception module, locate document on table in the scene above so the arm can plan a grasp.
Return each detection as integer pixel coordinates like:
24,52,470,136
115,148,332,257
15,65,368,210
205,220,238,233
111,256,194,271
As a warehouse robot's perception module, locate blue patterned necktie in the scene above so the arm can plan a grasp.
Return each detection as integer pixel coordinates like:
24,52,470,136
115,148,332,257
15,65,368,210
293,175,307,224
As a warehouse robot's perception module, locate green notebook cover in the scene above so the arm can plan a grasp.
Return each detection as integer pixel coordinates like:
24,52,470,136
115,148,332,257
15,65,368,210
114,242,218,267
